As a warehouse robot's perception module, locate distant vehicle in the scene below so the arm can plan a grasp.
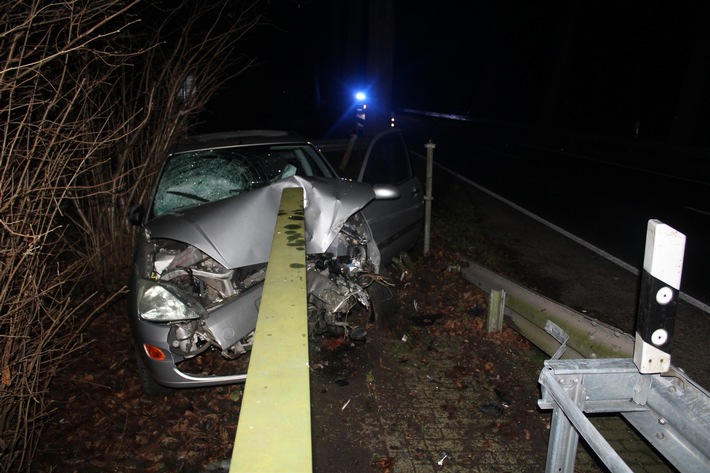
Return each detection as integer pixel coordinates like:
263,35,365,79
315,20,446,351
128,129,423,392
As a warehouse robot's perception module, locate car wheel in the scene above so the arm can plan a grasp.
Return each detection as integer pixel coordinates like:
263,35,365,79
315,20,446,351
367,278,399,330
134,347,173,396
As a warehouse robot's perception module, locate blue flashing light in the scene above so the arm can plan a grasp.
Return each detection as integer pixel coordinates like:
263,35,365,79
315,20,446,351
354,91,366,102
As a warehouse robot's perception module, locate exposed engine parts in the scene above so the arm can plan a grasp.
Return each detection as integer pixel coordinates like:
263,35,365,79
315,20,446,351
144,213,382,363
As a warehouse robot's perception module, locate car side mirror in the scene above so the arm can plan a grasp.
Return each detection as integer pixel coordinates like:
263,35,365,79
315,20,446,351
372,183,400,200
128,204,146,226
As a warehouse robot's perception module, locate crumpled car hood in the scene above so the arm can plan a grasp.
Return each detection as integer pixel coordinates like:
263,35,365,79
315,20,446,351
145,176,376,269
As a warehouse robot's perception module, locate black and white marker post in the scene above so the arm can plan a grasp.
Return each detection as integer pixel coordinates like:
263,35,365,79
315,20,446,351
633,219,686,374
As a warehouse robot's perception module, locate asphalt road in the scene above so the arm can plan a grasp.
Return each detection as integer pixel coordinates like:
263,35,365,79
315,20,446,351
397,113,710,310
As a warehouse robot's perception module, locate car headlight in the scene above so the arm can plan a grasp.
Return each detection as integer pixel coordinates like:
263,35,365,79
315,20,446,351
137,279,207,322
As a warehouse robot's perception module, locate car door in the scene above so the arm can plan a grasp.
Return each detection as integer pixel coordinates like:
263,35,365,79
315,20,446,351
357,129,424,266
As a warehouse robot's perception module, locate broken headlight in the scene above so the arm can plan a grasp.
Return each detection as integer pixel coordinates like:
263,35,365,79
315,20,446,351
137,279,208,322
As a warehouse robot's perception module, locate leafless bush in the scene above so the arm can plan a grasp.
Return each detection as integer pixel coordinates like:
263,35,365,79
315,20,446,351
0,1,259,470
69,1,260,287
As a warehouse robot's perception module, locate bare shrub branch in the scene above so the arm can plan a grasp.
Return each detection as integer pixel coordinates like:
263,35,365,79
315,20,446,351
1,1,261,470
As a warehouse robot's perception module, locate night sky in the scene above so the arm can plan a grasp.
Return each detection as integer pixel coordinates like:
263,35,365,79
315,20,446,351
207,1,710,146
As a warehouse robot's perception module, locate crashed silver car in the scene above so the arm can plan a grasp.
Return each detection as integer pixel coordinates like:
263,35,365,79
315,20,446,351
128,129,423,391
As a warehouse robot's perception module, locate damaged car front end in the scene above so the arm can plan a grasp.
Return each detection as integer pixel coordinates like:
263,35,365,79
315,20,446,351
128,132,399,390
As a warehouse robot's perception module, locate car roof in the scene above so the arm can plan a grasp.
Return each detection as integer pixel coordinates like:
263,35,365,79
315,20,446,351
173,130,309,154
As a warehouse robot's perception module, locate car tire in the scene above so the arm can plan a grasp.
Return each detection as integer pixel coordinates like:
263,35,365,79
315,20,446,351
134,347,173,396
367,278,399,330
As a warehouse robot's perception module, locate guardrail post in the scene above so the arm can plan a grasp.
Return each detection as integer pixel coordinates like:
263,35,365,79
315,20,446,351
423,140,435,255
486,289,505,333
231,187,311,472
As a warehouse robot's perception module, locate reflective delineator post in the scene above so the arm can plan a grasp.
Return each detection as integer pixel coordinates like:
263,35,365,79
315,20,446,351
633,219,686,374
423,140,435,255
231,187,311,472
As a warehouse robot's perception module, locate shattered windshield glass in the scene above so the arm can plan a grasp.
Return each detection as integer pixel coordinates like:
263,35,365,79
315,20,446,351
152,144,334,217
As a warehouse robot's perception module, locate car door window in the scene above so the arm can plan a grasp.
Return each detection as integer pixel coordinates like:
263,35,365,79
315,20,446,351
360,131,411,185
357,129,424,265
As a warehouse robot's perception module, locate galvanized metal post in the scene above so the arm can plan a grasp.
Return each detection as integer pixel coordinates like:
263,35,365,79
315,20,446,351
423,140,435,255
540,362,637,473
486,289,505,333
544,390,581,472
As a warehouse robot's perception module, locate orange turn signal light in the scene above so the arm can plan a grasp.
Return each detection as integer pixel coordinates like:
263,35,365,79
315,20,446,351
144,344,166,361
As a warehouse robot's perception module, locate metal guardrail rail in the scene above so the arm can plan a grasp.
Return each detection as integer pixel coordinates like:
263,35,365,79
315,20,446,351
231,188,312,472
461,260,634,360
463,220,710,472
539,358,710,473
465,258,710,472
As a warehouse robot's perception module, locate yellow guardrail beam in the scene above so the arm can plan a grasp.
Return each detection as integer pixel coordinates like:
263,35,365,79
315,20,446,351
231,187,311,472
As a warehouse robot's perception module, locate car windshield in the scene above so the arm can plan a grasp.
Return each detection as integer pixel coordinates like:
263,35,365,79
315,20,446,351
152,143,335,217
